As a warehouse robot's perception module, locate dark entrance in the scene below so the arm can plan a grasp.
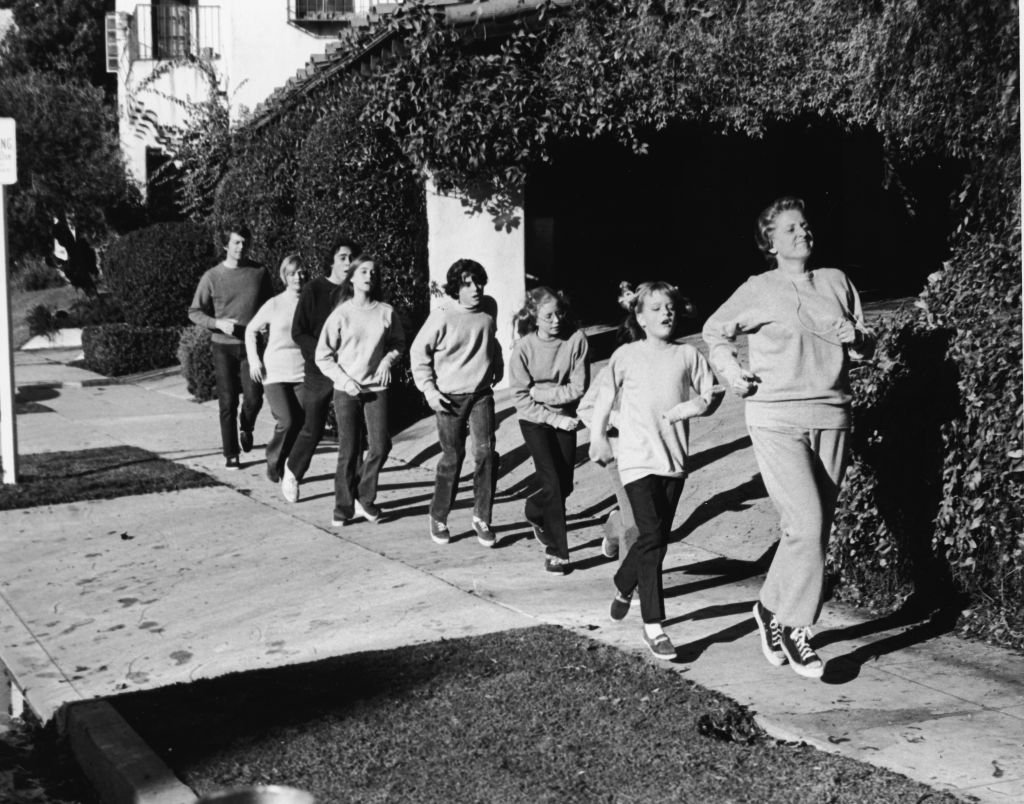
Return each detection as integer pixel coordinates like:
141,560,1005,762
524,121,962,330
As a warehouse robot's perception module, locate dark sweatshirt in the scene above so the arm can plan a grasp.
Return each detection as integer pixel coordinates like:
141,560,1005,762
188,262,273,345
291,275,345,378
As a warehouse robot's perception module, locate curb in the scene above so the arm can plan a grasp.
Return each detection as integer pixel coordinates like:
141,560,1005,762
16,365,183,391
66,700,197,804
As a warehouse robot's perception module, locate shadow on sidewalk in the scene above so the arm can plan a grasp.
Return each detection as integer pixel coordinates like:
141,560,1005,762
669,608,760,664
670,474,768,544
688,435,753,473
818,598,965,685
663,544,777,601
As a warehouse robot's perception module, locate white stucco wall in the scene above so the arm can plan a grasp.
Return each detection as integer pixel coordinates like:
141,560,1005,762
116,0,334,184
425,179,526,389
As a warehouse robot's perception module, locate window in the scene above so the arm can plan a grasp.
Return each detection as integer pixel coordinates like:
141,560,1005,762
105,12,119,73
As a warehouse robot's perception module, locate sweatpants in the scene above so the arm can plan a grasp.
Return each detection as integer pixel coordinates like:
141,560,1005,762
749,425,849,628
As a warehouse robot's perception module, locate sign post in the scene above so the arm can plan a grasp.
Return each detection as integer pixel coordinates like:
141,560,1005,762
0,117,19,484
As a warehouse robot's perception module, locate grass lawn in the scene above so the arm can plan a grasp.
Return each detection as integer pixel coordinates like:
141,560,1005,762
10,284,82,348
0,445,219,511
113,626,958,803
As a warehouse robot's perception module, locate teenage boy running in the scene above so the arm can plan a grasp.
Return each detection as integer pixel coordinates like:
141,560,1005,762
280,235,360,502
410,259,503,546
188,223,273,469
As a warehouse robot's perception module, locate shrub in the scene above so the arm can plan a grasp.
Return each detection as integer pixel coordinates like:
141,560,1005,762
67,293,125,327
82,324,182,377
25,304,62,340
103,222,218,328
15,257,66,291
177,326,217,402
829,219,1023,647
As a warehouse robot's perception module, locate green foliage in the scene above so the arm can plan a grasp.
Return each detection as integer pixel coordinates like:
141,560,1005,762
25,303,60,339
177,326,217,402
0,71,142,260
81,323,182,377
103,222,218,328
24,294,124,340
0,0,110,89
361,0,1017,223
293,81,428,319
14,256,66,291
831,217,1023,646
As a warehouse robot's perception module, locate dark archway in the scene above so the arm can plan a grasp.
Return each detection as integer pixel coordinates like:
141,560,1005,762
525,120,963,328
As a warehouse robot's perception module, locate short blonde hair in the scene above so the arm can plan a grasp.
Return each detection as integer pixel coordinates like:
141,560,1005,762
278,253,306,285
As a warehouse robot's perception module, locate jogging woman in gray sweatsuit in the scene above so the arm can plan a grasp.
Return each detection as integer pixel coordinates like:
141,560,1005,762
703,197,874,679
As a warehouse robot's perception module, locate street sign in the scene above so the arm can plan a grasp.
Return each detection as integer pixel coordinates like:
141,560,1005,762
0,118,15,185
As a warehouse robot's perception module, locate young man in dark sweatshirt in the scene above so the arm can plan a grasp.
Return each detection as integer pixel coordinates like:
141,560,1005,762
280,235,360,502
188,223,273,469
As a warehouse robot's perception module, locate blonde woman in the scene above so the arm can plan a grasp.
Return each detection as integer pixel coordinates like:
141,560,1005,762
703,196,874,679
245,254,308,482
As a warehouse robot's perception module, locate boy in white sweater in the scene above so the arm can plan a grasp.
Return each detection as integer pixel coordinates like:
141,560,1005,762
410,260,504,547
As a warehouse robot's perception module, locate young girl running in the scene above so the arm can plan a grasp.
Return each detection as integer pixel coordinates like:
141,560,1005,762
315,255,405,526
588,282,723,659
244,254,307,482
509,287,589,574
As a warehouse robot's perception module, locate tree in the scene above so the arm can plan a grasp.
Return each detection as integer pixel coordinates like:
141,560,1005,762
0,71,141,260
0,0,110,91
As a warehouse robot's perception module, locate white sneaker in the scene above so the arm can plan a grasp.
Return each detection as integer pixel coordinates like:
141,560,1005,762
354,499,381,524
280,466,300,503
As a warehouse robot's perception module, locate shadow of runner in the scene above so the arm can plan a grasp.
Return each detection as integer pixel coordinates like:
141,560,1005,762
663,544,778,601
669,616,760,664
818,600,964,685
670,474,768,544
687,435,752,473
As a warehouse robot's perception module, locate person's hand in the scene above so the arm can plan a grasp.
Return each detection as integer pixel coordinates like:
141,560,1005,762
344,380,362,398
427,391,454,414
835,319,858,344
372,360,392,387
724,365,759,397
215,318,238,336
589,434,614,466
661,400,701,425
248,359,264,385
554,415,580,432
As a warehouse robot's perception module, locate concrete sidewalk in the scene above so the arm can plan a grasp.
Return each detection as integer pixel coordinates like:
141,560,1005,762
2,340,1023,803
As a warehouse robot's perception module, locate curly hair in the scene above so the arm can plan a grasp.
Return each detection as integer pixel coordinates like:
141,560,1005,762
444,259,488,298
513,285,576,338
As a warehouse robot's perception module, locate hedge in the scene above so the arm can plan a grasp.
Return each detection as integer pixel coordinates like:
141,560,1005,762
103,221,219,328
177,326,217,402
82,324,182,377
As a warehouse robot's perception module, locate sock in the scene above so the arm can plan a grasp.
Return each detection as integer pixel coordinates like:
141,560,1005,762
643,622,664,639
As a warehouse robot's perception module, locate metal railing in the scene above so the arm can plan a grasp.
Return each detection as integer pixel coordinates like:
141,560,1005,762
290,0,382,20
130,4,221,62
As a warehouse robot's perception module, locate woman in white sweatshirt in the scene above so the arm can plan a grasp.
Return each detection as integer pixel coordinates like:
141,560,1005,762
245,254,307,482
702,197,874,679
315,255,405,526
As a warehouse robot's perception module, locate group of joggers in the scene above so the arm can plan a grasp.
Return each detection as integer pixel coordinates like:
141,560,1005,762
188,195,874,679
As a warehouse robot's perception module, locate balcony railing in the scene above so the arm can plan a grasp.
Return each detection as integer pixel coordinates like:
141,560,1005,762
130,4,221,62
290,0,379,20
